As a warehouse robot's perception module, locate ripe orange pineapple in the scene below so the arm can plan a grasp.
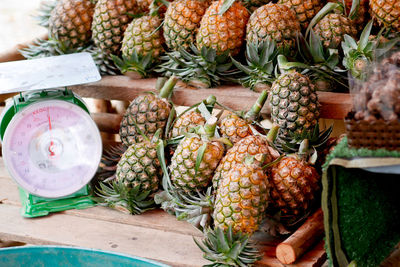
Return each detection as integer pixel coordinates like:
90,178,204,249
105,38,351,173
196,0,250,55
212,126,280,190
269,141,320,225
370,0,400,31
219,90,268,144
278,0,323,30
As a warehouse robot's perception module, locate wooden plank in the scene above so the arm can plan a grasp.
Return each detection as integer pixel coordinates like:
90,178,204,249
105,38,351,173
92,112,122,133
70,76,352,120
0,159,326,266
0,204,208,267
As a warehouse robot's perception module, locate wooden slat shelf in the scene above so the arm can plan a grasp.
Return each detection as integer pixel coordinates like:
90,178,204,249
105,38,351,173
70,76,352,120
0,160,326,266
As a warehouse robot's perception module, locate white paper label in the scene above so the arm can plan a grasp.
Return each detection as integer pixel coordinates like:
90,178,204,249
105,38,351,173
0,53,101,94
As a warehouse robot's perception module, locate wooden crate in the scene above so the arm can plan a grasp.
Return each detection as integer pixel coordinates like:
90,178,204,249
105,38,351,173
0,44,335,266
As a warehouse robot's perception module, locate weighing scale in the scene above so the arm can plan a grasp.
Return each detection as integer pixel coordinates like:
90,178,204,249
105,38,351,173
0,53,102,217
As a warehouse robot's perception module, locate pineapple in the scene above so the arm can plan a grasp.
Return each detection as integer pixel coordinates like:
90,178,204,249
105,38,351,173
328,0,370,30
370,0,400,31
169,95,216,139
49,0,95,48
212,126,280,190
246,3,301,55
169,117,225,192
163,0,211,50
278,0,324,30
213,160,270,234
196,0,250,56
96,139,162,214
113,11,165,78
342,21,399,80
269,140,320,225
119,76,177,146
269,69,320,138
219,90,268,144
91,0,140,55
310,3,358,49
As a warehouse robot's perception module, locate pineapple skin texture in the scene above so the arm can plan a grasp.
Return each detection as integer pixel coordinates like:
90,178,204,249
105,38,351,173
212,135,277,190
270,71,320,137
49,0,95,47
163,0,211,50
121,15,164,58
269,156,320,222
196,0,250,56
246,3,300,52
170,110,206,138
313,13,358,49
119,94,172,146
170,136,224,192
219,113,253,145
91,0,140,55
214,163,269,234
117,141,162,193
370,0,400,31
278,0,323,30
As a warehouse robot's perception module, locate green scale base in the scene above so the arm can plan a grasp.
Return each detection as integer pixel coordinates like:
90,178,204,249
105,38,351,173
19,186,95,218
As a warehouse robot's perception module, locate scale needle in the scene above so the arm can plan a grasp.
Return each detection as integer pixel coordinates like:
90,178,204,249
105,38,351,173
47,108,55,157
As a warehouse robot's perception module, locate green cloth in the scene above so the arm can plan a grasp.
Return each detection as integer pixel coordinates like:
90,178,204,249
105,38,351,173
322,137,400,267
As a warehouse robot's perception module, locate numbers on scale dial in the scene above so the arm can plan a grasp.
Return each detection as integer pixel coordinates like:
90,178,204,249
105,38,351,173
2,100,102,198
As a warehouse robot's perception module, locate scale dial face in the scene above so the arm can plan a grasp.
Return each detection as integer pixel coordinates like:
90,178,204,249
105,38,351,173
2,100,102,198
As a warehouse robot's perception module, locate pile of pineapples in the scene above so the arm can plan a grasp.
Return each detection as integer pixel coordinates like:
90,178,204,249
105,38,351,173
25,0,400,92
92,74,335,265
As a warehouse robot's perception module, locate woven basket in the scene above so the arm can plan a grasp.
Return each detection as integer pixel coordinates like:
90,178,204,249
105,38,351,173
345,113,400,150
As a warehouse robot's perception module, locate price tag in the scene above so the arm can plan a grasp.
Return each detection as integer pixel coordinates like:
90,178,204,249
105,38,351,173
0,53,101,94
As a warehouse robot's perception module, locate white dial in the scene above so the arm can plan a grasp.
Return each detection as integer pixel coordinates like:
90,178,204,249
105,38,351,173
2,100,102,198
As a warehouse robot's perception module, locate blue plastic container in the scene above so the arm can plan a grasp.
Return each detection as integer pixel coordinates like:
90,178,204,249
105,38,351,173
0,246,170,267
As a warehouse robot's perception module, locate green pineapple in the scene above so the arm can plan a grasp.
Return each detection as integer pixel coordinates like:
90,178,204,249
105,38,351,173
169,117,226,192
113,12,164,78
96,137,162,214
119,76,177,146
49,0,95,48
269,65,320,138
91,0,141,55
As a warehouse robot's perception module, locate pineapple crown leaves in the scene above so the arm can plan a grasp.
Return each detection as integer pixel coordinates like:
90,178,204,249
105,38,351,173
342,21,400,80
194,226,262,267
277,124,333,164
20,36,81,59
111,51,156,79
278,53,349,90
157,45,239,88
155,140,214,230
95,180,156,215
34,0,58,28
232,40,278,91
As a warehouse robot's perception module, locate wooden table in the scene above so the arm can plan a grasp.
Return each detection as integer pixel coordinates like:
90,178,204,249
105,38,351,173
0,159,326,267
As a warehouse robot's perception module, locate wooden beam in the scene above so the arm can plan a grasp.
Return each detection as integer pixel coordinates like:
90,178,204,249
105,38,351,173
71,76,352,120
